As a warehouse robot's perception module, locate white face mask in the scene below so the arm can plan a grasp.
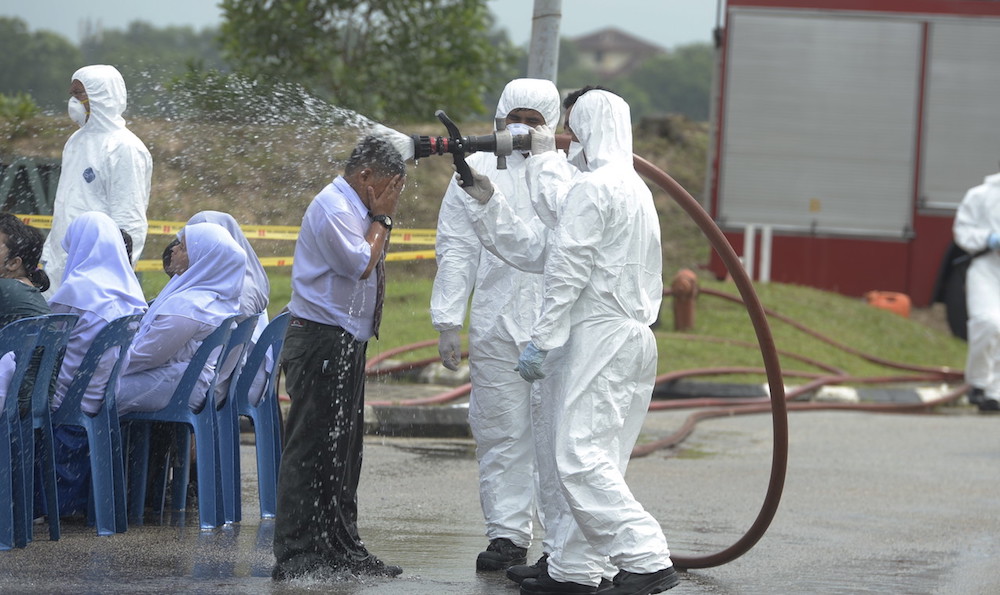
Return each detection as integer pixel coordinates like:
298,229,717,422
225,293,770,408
68,97,88,127
505,123,531,137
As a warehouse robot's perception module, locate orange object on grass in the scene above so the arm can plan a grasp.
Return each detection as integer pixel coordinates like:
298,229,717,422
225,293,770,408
863,291,911,318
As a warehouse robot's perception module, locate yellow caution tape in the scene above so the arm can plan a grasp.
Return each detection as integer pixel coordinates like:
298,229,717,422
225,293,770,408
15,214,53,228
16,214,436,245
134,249,437,272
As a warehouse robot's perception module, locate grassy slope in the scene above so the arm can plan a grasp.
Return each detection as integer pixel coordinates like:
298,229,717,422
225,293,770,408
139,270,966,384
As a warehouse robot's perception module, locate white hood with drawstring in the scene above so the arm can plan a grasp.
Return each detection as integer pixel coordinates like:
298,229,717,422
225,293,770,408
42,64,152,294
429,78,561,552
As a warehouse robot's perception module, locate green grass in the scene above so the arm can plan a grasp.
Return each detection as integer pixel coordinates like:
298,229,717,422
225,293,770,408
142,265,968,384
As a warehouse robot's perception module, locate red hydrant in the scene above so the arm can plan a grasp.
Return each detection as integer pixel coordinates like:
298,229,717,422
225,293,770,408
671,269,699,331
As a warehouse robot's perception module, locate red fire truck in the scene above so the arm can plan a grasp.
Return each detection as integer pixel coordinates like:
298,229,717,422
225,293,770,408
706,0,1000,306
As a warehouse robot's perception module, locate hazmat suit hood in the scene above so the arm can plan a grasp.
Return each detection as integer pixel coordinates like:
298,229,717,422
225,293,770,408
984,172,1000,187
569,90,634,170
73,64,128,132
494,78,563,229
495,78,561,132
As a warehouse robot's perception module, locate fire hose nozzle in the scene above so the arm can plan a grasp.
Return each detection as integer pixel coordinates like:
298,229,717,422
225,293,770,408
407,111,531,187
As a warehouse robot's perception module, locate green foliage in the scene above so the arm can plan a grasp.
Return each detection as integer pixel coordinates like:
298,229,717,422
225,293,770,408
80,21,228,115
554,40,714,122
626,43,714,121
0,18,81,111
0,93,42,138
218,0,519,122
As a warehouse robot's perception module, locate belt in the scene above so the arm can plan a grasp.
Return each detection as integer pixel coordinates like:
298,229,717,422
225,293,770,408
288,316,346,333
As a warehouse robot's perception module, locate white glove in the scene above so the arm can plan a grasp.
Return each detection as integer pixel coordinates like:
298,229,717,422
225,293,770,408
438,328,462,371
460,165,495,204
529,124,556,155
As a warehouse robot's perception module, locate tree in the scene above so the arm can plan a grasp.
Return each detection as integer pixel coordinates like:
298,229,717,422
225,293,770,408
625,43,713,121
80,21,228,114
0,18,81,111
218,0,519,122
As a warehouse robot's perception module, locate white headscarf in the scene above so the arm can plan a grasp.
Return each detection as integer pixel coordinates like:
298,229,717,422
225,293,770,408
186,211,269,318
142,222,245,331
49,211,147,321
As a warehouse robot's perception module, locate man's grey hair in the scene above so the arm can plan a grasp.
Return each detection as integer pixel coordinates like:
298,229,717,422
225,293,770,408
345,135,406,178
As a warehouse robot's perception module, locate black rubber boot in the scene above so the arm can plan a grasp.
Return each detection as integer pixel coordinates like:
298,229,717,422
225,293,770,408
600,567,680,594
477,537,528,571
520,568,598,594
508,553,549,584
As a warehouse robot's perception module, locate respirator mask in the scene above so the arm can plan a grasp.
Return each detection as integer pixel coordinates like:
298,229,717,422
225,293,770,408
68,97,89,127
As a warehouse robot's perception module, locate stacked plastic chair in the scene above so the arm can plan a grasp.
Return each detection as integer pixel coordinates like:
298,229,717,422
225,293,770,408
231,312,289,519
212,314,260,524
123,315,237,530
0,315,51,550
50,314,143,536
26,313,79,544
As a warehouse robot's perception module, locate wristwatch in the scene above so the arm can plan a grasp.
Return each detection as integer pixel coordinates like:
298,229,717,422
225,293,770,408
372,214,393,231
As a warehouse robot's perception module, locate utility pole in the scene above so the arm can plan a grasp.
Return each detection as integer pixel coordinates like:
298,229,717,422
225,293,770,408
526,0,561,84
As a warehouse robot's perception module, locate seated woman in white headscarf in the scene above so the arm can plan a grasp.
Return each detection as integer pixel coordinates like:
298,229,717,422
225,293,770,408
117,222,245,415
46,211,149,516
186,211,271,406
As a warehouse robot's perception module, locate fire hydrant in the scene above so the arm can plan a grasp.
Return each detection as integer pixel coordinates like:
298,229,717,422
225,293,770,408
671,269,699,331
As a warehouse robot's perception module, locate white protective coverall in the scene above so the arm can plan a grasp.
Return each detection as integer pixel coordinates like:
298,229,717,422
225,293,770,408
429,78,561,550
954,172,1000,401
525,90,672,586
42,64,152,294
460,136,587,571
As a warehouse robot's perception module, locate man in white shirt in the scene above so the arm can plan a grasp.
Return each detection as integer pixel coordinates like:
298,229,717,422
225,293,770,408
272,136,406,580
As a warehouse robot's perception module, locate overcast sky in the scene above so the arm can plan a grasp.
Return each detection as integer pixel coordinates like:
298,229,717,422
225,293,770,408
1,0,719,50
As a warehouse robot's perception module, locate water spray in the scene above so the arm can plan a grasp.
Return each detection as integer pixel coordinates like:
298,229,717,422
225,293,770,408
409,111,531,187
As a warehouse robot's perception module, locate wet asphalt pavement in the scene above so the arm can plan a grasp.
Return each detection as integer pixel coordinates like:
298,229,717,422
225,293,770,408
1,395,999,594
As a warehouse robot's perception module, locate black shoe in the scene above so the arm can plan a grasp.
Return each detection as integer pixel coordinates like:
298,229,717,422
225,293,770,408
349,554,403,577
520,568,598,594
600,567,679,594
978,397,1000,413
477,537,528,571
968,387,985,406
508,553,549,584
272,556,323,581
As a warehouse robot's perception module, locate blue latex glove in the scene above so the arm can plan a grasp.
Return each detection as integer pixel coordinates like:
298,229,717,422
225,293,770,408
516,342,548,382
989,232,1000,251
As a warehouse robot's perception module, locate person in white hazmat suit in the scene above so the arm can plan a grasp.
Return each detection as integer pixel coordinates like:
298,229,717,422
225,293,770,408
42,64,152,294
515,90,678,595
429,78,562,571
455,85,621,588
953,168,1000,412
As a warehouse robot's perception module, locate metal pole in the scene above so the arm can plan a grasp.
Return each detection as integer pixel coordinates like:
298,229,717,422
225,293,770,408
742,224,756,281
527,0,562,83
759,225,773,283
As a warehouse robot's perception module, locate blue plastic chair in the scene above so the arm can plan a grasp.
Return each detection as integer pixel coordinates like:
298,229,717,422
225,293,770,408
122,315,237,530
0,315,49,550
26,313,79,544
50,314,143,537
232,312,289,519
212,314,260,525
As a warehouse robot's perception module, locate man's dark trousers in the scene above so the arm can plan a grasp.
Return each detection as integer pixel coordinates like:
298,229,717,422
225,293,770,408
272,319,370,574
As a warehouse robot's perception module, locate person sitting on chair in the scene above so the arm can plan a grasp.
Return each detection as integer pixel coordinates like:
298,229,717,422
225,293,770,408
117,222,244,414
47,211,148,517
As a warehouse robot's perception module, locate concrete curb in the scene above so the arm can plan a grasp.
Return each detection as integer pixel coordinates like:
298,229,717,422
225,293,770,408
345,378,962,439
